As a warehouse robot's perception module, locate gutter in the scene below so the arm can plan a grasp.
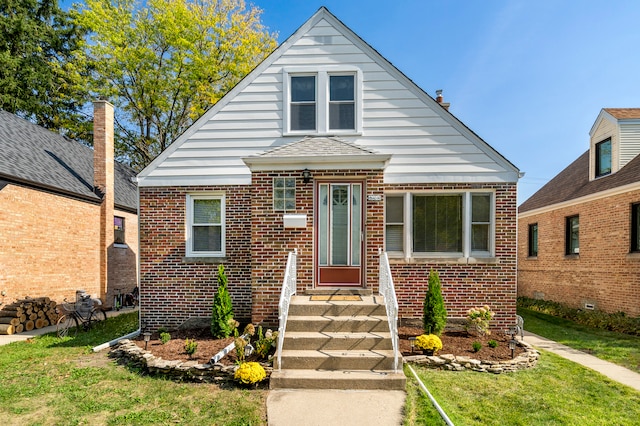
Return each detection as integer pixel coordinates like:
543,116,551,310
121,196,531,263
92,328,140,352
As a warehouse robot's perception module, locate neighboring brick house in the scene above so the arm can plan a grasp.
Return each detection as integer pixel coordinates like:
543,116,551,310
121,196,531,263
518,108,640,317
0,101,138,309
137,8,520,331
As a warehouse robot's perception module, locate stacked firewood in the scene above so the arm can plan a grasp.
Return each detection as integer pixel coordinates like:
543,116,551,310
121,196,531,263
0,297,59,335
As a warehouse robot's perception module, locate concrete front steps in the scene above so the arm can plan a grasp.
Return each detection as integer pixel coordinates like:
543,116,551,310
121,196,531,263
270,291,406,390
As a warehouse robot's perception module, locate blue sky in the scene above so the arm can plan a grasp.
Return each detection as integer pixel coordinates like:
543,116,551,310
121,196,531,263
64,0,640,205
252,0,640,205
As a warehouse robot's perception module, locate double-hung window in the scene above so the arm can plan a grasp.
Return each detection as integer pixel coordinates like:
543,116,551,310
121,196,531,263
528,223,538,257
385,192,494,258
595,138,612,177
186,194,225,257
631,203,640,253
290,75,316,131
565,215,579,255
285,68,360,135
329,75,355,130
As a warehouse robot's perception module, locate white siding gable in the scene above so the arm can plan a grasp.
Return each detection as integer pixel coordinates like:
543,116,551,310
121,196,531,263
589,109,640,179
138,8,519,187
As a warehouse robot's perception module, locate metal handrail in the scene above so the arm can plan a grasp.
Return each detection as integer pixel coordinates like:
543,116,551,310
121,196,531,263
379,249,399,372
276,249,297,370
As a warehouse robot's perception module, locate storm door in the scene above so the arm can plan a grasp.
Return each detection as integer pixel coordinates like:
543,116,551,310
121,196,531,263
316,182,363,286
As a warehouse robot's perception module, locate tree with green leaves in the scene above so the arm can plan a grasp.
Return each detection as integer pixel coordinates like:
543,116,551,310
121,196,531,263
211,264,235,338
0,0,90,138
73,0,277,170
423,269,447,335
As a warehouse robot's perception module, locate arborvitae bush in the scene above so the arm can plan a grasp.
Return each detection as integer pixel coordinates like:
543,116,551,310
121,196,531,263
423,269,447,335
211,264,235,338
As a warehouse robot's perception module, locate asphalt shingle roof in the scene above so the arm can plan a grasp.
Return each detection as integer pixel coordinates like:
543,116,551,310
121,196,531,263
0,110,137,211
604,108,640,120
519,149,640,213
259,136,381,157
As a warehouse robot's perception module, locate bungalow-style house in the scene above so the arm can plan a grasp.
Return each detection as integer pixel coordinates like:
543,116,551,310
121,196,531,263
137,7,520,332
518,108,640,317
0,101,138,309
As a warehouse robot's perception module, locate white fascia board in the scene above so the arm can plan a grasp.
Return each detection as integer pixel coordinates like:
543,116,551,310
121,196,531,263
242,154,391,171
589,109,616,137
384,171,520,184
137,175,252,187
519,180,640,218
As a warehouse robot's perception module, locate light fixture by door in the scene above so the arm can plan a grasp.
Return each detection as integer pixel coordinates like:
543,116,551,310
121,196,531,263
302,168,312,184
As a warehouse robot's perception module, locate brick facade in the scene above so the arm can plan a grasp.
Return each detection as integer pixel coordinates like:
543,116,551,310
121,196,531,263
0,183,138,307
518,189,640,317
140,176,517,331
106,209,139,306
138,186,252,330
387,183,517,330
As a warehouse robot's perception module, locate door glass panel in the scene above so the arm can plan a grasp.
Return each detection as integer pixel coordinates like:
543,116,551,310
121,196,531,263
331,185,349,265
319,184,328,265
351,184,361,266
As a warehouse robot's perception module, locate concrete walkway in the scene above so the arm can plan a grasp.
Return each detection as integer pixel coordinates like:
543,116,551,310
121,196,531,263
524,330,640,391
267,389,406,426
0,307,137,346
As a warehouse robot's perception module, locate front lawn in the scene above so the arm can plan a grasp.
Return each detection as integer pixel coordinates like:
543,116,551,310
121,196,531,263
518,307,640,372
0,312,266,425
404,351,640,425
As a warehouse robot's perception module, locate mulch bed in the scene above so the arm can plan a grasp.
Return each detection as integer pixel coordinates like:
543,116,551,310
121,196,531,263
134,326,524,365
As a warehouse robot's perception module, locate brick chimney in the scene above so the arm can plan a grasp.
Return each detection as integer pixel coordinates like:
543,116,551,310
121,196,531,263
93,100,115,303
435,89,450,111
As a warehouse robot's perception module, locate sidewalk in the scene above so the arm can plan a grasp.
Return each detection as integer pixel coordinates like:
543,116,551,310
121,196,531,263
267,389,406,426
0,308,137,346
524,330,640,391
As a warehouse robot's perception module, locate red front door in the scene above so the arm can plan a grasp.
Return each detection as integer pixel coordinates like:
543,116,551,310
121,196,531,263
316,182,363,287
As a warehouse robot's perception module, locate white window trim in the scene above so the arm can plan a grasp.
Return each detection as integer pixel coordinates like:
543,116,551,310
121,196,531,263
385,190,495,260
186,193,225,257
283,66,363,136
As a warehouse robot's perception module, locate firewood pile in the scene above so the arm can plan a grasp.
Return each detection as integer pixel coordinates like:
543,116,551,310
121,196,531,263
0,297,59,335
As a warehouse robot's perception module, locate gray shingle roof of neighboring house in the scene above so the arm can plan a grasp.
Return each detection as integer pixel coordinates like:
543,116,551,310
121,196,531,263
518,149,640,213
0,110,137,212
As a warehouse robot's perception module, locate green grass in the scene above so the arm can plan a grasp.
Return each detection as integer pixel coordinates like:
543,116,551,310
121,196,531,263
518,307,640,372
0,312,266,425
404,351,640,425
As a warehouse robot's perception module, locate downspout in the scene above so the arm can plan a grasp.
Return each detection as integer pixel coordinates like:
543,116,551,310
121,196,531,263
92,175,142,352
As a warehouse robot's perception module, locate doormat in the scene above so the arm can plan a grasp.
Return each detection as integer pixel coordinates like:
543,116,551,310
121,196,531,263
309,295,362,302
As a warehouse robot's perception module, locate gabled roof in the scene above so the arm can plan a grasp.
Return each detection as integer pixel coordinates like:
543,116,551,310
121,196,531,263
138,7,519,186
604,108,640,120
519,150,640,213
0,110,137,212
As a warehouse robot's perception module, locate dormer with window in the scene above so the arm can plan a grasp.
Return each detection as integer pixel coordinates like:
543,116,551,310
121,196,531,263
589,108,640,181
283,67,362,136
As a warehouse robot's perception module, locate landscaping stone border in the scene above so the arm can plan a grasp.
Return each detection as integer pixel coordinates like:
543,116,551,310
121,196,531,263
404,339,540,373
109,339,273,384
